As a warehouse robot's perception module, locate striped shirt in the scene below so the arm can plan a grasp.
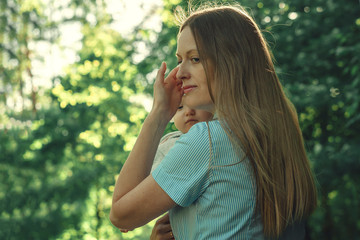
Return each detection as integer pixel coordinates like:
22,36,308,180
152,120,264,239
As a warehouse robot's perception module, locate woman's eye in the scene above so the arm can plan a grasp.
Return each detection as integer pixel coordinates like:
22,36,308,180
178,106,183,110
191,58,200,63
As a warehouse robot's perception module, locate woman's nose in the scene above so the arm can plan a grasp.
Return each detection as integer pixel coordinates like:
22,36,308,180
176,63,190,81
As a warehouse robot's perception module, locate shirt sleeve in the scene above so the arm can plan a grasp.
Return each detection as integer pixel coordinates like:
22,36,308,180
152,122,211,207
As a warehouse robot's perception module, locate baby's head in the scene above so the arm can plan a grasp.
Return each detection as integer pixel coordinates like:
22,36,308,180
173,103,213,133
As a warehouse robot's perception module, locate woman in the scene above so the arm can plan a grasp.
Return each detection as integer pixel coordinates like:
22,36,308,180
110,4,317,239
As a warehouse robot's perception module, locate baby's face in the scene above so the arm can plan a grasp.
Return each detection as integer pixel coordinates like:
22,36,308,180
173,105,213,133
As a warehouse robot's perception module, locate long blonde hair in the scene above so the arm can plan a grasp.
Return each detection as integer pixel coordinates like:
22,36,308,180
176,4,317,237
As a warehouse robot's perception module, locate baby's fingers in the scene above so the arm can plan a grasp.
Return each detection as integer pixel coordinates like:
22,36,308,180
156,212,170,224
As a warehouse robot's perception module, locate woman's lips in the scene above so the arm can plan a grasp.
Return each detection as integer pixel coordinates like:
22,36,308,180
183,85,197,94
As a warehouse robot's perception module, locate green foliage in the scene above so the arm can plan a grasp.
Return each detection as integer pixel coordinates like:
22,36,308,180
246,0,360,238
1,0,359,239
1,0,151,239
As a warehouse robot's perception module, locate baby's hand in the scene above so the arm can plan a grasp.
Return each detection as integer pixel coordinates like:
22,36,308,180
150,213,174,239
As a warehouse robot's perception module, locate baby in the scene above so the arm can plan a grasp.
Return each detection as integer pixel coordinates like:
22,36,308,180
121,104,213,235
151,103,213,172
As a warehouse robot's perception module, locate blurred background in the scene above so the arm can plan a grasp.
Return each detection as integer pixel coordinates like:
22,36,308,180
0,0,359,239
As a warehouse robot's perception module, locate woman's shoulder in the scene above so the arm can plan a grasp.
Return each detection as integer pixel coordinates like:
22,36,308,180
186,120,226,137
188,120,222,132
182,120,230,150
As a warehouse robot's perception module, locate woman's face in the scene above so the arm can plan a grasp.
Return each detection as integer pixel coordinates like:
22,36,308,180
176,26,214,113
